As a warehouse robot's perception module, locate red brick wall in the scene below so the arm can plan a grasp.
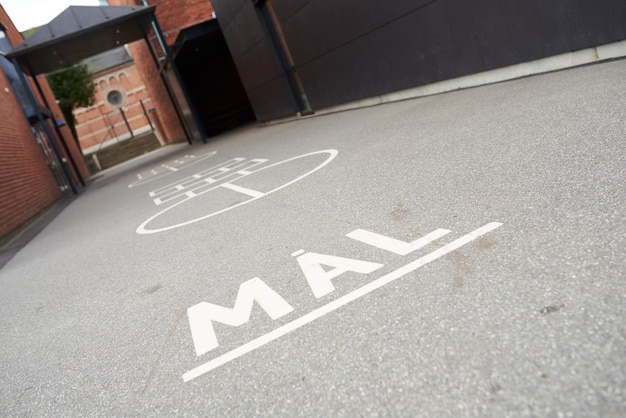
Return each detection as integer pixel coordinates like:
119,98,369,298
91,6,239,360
0,77,62,238
0,9,61,238
145,0,214,42
110,0,214,42
108,0,215,144
0,5,89,238
127,40,186,143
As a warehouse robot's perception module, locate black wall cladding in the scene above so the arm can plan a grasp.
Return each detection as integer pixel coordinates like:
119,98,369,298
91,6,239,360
212,0,626,121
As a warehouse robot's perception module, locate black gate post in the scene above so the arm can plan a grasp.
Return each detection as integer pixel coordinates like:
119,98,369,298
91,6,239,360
119,108,134,138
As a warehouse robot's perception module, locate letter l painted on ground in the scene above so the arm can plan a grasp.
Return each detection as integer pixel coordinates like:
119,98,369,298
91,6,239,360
346,228,451,255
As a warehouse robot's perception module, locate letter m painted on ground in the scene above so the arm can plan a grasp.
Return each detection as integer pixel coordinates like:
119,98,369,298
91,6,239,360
188,278,294,356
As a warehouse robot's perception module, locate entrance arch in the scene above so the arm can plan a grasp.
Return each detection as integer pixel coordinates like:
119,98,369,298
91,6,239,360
6,5,206,191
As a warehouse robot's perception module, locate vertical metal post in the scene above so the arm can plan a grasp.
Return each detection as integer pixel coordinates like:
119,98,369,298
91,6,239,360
29,67,86,187
104,112,119,142
139,99,154,131
119,108,134,138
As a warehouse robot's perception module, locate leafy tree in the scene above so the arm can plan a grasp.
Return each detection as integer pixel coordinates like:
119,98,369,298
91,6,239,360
47,63,95,143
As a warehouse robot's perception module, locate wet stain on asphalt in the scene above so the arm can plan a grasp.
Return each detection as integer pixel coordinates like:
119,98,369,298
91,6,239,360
389,203,409,220
143,284,163,295
540,304,564,314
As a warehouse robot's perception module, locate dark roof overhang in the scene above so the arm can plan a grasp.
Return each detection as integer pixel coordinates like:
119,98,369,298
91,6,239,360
6,5,156,75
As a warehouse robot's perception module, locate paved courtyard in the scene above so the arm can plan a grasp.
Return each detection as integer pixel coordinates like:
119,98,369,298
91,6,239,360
1,59,625,416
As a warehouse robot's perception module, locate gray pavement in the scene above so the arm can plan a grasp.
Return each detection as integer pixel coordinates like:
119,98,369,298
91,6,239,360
1,59,625,417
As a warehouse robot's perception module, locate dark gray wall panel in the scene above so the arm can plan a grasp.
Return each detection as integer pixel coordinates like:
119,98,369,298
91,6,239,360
439,0,516,73
272,0,310,22
246,77,297,121
213,0,296,120
212,0,246,29
221,4,266,58
578,0,626,45
280,0,434,65
498,0,587,62
234,38,283,91
297,2,459,109
214,0,626,121
211,0,235,28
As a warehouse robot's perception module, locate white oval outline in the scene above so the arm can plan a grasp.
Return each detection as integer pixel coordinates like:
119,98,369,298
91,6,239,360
128,151,218,189
136,149,339,234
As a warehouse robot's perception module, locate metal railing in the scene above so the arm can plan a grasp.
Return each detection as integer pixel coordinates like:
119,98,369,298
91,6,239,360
92,100,154,152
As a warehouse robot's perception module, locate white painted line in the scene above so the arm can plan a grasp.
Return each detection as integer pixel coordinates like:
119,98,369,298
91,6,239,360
218,167,230,172
291,249,305,257
137,150,338,234
186,191,197,198
347,228,451,255
128,151,217,189
145,159,269,207
145,157,245,196
220,183,265,198
237,160,268,175
182,222,502,382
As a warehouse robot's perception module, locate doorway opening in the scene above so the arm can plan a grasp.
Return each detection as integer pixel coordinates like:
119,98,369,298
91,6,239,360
171,19,255,138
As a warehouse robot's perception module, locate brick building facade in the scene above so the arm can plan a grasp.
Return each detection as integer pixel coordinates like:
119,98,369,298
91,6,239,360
74,47,157,154
0,5,89,239
108,0,216,144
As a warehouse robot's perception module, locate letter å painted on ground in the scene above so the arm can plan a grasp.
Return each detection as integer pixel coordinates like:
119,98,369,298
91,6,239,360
295,252,384,298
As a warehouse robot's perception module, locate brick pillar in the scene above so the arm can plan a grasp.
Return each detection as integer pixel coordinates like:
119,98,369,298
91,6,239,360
126,39,186,143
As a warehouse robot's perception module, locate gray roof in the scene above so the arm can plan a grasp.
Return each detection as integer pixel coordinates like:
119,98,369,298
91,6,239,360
6,5,155,75
82,46,132,75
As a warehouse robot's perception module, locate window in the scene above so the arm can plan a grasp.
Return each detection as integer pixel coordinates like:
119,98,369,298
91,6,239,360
107,90,122,105
105,88,126,108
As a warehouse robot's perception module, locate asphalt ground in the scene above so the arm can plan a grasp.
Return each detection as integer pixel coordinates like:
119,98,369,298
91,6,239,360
1,60,625,417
